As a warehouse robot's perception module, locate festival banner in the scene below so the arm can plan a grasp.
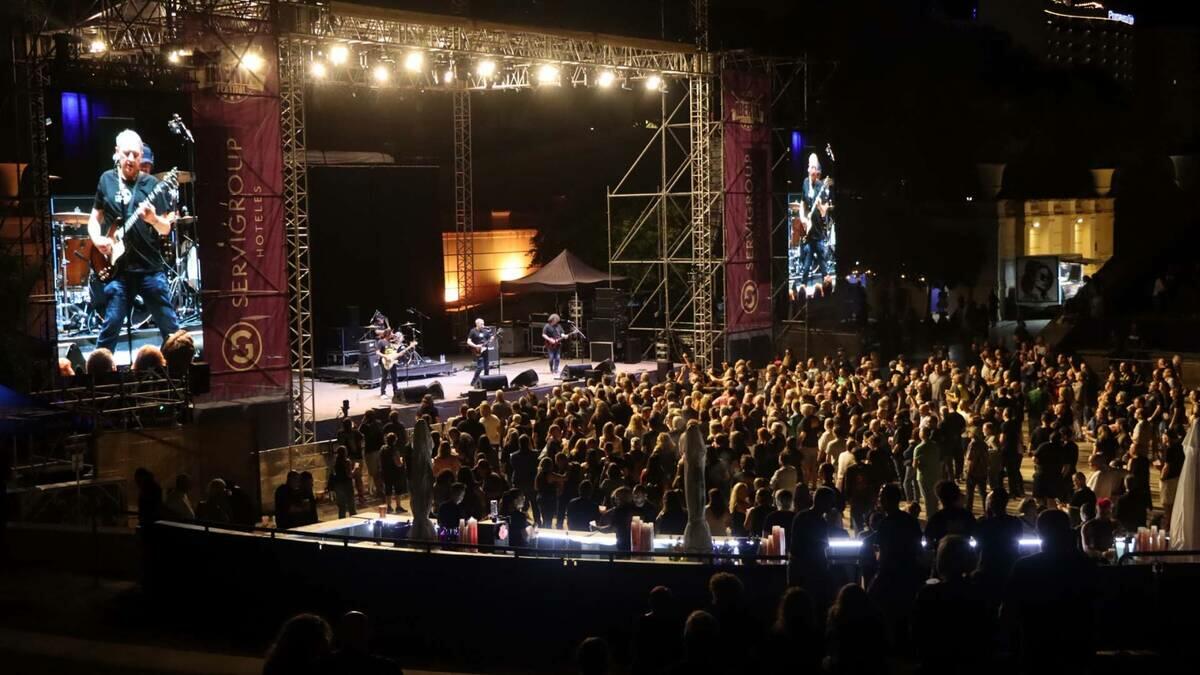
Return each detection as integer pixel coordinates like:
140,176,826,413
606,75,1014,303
722,69,773,334
193,35,290,392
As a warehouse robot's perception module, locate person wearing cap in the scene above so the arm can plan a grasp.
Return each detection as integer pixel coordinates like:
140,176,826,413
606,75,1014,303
139,142,155,175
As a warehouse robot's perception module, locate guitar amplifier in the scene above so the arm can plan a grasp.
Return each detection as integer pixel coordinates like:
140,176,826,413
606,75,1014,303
587,319,615,343
529,322,548,355
589,341,614,363
357,340,380,385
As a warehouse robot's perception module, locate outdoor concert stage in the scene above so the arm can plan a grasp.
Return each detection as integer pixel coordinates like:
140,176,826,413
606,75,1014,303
312,354,658,432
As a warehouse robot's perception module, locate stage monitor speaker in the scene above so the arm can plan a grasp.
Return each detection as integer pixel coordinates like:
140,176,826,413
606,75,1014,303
510,369,538,388
584,369,603,381
467,390,487,407
395,380,444,404
561,364,590,381
587,319,615,342
589,341,614,364
479,374,509,391
189,361,211,395
595,358,615,374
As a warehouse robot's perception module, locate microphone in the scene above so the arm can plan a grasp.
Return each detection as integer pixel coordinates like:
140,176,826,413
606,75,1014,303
406,308,415,315
167,113,194,143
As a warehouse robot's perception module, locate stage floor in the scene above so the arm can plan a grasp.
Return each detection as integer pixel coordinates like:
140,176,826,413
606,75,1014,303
312,354,658,428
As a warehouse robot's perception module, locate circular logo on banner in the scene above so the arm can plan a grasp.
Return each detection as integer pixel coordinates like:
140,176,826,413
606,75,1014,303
222,321,263,371
741,280,760,314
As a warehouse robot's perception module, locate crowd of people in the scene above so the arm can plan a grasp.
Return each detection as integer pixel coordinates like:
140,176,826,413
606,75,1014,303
60,329,196,381
133,337,1196,673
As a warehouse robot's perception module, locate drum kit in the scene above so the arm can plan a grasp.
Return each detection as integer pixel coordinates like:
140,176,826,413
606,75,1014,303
52,170,202,337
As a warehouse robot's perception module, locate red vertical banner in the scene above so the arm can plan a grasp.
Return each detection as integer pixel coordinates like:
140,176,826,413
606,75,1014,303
722,69,773,334
193,35,290,393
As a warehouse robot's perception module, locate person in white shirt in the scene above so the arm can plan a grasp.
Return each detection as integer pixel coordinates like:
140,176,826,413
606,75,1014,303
479,402,502,446
1086,452,1127,500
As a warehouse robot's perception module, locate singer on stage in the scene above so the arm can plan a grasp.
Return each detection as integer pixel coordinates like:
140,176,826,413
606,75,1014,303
88,129,179,351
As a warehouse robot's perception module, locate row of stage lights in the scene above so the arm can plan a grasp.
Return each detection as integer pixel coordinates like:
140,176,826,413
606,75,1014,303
308,44,666,91
87,37,667,91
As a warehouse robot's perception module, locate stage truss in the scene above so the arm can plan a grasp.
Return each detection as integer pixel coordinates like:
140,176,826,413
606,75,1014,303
31,0,716,440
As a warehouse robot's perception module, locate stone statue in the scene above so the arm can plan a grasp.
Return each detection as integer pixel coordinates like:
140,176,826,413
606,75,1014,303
408,419,436,541
681,422,712,553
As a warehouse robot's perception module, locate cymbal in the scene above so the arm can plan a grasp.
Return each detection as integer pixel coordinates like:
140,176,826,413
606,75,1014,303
156,170,195,184
52,211,90,225
399,322,415,327
175,215,196,226
49,175,62,181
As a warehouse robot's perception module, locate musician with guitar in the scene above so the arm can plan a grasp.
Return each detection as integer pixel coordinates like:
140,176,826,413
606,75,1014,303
542,314,567,375
87,129,180,352
466,318,497,388
797,152,834,291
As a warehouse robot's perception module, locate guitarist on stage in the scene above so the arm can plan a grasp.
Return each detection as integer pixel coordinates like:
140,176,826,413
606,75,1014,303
377,329,403,399
466,318,493,388
88,129,179,352
542,314,565,375
798,153,834,291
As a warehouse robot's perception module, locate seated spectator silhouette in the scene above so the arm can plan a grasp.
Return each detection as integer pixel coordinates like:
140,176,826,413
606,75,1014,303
912,535,991,672
133,467,162,528
575,636,609,675
631,586,682,675
262,613,333,675
824,584,887,675
654,489,688,536
195,478,232,523
324,610,403,675
707,572,764,673
164,473,194,520
664,610,722,675
1002,509,1099,674
764,587,822,675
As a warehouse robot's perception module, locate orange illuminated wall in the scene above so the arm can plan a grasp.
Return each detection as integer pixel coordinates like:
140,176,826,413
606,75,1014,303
442,228,538,305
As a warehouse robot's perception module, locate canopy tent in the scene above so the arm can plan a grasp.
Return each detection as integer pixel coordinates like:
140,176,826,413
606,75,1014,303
500,249,623,294
498,250,624,358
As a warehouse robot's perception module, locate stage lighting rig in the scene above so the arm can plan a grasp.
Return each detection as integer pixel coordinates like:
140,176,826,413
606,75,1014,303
596,69,616,88
644,74,662,91
310,61,327,78
240,51,264,72
372,63,390,83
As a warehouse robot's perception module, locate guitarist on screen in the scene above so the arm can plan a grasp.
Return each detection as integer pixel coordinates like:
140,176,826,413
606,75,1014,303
798,152,834,291
87,129,179,352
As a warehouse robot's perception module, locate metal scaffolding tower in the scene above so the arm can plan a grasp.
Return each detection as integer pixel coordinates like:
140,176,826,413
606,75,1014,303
452,91,475,305
280,37,316,443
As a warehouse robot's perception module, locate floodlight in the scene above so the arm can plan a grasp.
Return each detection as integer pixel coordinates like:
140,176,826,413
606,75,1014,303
329,44,350,65
403,51,424,73
536,63,560,84
372,64,389,83
310,61,327,78
476,59,497,78
596,70,615,88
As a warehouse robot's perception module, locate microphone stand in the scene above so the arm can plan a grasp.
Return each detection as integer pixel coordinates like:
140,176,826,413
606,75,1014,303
566,321,588,365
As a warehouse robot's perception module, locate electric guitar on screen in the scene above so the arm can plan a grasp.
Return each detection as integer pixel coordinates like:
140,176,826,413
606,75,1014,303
88,168,180,282
800,176,834,242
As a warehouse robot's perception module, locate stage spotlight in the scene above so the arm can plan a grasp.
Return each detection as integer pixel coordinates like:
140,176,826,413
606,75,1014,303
372,64,390,83
310,61,327,78
596,69,616,88
239,51,264,72
443,68,455,83
536,63,560,85
329,44,350,65
644,74,663,91
403,50,424,73
89,39,106,54
167,50,181,64
476,59,497,78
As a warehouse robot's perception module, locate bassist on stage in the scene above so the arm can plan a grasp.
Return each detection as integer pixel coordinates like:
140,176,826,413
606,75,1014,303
88,129,179,352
